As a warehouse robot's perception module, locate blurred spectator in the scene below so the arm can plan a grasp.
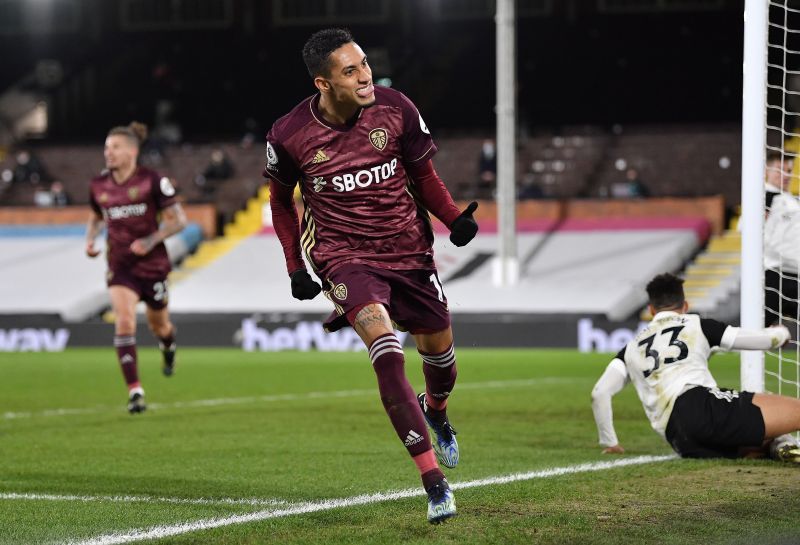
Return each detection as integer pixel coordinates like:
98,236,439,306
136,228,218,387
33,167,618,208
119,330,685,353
476,139,496,199
33,180,71,207
625,168,649,197
763,152,799,326
50,180,71,207
140,137,166,167
13,150,50,185
0,169,11,201
195,148,235,196
518,174,544,200
610,168,649,198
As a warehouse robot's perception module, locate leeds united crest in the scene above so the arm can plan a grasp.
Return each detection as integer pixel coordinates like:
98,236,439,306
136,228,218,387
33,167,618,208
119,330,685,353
333,283,348,300
369,128,388,151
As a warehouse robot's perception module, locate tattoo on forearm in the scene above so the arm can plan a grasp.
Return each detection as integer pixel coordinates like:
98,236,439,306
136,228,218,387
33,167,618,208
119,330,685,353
159,220,183,238
142,204,186,250
158,204,188,240
355,306,391,331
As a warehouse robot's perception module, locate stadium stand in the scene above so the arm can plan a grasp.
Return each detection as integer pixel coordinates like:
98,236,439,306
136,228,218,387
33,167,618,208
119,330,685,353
0,142,265,234
0,124,741,325
591,124,742,205
0,124,743,210
170,185,270,284
0,195,712,323
434,124,740,204
676,226,742,323
519,131,611,200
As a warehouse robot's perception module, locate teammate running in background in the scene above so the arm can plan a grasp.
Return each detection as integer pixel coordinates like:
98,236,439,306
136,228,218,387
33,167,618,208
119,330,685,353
263,28,479,523
591,273,800,461
86,122,187,414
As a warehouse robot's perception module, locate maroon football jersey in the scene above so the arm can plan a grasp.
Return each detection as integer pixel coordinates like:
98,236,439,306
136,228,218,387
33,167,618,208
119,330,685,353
263,86,438,277
89,166,177,278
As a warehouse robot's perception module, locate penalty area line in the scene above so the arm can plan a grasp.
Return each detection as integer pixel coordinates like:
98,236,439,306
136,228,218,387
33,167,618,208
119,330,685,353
64,454,677,545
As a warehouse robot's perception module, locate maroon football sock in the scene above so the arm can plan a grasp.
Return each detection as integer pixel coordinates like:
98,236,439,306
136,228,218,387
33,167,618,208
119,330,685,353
114,335,139,388
369,333,432,456
421,467,447,491
420,343,457,413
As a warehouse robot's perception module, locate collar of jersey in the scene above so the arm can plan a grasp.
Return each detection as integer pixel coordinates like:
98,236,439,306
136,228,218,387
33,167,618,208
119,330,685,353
108,166,140,186
309,94,364,133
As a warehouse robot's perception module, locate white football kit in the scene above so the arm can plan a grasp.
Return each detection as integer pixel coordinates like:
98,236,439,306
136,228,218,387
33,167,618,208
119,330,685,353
592,311,789,447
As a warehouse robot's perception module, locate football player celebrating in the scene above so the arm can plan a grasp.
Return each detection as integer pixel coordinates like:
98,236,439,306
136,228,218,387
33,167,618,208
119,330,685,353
86,122,187,414
592,273,800,461
263,28,479,523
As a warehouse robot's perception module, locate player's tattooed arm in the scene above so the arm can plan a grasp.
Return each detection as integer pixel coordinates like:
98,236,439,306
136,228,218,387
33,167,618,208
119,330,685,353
85,212,105,258
354,304,393,337
131,203,188,256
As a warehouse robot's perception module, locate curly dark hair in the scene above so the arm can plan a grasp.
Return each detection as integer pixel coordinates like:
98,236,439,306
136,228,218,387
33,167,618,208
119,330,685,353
302,28,354,78
646,273,685,311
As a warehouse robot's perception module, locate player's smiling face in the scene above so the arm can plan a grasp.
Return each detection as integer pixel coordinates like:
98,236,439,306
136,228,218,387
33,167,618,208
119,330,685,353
104,135,136,172
322,42,374,109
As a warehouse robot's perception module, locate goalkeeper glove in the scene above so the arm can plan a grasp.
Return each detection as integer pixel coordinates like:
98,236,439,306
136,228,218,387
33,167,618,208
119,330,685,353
449,201,479,247
290,270,322,300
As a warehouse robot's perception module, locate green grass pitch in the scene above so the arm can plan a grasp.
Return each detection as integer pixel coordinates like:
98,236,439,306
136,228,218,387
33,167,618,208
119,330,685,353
1,348,798,544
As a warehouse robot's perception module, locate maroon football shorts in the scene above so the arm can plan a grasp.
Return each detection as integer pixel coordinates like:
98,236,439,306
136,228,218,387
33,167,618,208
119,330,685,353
107,269,170,310
322,263,450,335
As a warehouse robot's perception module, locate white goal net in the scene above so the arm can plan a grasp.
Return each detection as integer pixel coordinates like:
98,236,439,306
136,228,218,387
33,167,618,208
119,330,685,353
761,0,800,399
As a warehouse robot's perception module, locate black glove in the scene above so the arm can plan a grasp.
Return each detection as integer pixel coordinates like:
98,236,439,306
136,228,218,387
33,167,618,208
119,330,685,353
290,270,321,300
449,201,479,247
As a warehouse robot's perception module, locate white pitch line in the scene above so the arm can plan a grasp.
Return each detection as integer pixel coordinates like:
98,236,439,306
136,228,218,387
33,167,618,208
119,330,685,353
2,377,580,420
0,492,288,508
63,455,676,545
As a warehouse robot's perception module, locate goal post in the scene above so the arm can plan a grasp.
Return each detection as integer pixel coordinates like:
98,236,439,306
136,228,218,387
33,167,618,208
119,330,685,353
742,0,800,402
740,0,768,392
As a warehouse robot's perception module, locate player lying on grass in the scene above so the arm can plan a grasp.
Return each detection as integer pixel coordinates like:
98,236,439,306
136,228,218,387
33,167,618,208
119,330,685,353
591,273,800,461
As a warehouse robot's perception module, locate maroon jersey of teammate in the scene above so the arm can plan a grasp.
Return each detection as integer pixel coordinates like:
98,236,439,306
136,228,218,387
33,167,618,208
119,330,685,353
263,85,456,278
89,166,177,278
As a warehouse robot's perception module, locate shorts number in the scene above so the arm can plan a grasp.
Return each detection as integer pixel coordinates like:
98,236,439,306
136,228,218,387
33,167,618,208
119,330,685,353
429,273,444,302
639,325,688,378
153,281,167,302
